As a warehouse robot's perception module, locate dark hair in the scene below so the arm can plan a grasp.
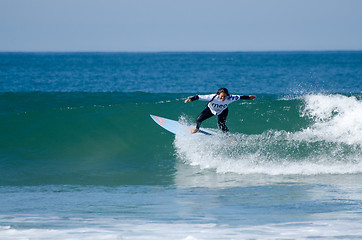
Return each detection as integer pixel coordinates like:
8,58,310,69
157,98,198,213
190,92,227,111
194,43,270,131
216,88,229,96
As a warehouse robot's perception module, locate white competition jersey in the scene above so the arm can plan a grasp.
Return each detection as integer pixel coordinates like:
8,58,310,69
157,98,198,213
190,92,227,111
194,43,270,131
198,94,242,115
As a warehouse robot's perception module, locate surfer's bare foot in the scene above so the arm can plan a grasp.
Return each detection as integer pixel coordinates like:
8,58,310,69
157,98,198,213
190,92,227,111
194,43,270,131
191,128,199,134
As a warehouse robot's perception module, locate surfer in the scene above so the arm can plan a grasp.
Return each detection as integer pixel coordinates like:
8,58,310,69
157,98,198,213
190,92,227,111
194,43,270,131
185,88,256,134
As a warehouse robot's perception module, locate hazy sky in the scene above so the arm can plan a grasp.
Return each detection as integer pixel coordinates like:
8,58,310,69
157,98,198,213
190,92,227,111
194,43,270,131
1,0,362,52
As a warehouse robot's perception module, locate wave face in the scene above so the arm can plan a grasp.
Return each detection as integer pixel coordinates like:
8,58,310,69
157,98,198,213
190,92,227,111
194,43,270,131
0,92,361,185
0,92,181,185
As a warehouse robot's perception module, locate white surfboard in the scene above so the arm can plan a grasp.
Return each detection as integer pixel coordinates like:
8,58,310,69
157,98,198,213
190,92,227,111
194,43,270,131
150,115,217,136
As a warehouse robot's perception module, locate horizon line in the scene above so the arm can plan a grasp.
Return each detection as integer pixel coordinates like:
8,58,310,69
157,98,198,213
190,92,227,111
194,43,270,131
1,49,362,54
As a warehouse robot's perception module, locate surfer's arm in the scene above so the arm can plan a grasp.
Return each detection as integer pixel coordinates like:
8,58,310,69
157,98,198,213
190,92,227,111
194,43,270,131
239,95,256,100
184,95,199,103
185,94,215,102
185,94,214,103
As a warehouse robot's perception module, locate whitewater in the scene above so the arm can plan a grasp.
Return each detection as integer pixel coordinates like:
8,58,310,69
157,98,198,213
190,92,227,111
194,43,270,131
176,94,362,176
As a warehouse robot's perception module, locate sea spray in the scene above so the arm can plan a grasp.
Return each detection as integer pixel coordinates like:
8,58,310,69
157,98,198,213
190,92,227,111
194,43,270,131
299,94,362,145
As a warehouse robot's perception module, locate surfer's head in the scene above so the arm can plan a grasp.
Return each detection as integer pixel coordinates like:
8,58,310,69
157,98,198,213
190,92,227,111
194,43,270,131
216,88,229,101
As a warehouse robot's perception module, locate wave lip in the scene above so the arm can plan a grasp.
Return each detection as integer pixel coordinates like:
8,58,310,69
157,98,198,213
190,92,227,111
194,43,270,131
300,94,362,146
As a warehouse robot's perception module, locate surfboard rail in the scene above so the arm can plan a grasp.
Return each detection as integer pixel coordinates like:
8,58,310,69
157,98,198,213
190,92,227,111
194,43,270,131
150,114,216,136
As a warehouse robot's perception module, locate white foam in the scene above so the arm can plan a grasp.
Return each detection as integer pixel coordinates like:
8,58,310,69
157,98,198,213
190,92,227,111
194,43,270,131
1,216,361,240
174,94,362,175
300,94,362,145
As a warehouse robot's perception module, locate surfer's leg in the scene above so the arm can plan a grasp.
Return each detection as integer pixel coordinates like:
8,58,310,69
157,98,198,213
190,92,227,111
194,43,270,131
217,108,229,132
195,107,214,130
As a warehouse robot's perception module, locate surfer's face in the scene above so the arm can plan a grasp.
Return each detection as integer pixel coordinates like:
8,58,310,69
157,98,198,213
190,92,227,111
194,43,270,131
218,92,228,101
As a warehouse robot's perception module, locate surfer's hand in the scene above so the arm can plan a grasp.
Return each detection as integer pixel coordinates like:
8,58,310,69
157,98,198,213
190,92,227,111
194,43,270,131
249,95,256,100
185,98,192,103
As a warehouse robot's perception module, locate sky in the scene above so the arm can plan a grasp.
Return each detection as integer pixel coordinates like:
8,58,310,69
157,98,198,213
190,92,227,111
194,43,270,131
1,0,362,52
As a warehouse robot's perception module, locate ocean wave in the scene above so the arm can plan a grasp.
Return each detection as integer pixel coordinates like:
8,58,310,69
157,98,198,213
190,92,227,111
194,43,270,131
1,93,361,185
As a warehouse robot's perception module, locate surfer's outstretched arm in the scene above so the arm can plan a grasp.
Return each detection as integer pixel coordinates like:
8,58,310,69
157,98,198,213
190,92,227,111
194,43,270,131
239,95,256,100
184,95,199,103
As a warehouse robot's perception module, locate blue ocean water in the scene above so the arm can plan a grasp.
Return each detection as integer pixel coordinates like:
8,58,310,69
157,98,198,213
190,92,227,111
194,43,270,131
0,52,361,239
